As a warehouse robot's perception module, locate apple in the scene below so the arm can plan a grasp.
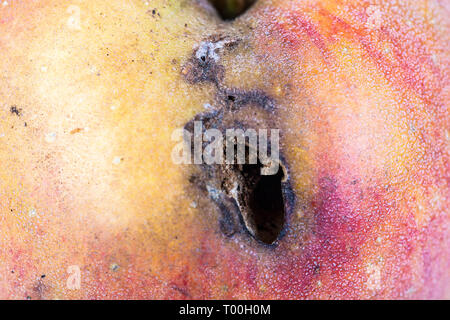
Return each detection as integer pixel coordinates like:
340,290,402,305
0,0,448,299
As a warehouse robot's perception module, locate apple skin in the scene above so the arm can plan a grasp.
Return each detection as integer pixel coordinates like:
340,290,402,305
0,0,448,299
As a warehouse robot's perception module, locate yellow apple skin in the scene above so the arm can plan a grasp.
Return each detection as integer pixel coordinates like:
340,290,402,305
0,0,448,299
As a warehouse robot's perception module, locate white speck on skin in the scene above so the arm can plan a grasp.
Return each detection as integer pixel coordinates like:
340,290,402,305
190,201,197,208
29,208,37,217
195,40,227,62
430,193,442,210
366,263,382,291
203,103,213,110
431,54,438,65
2,1,8,7
206,185,220,201
41,66,48,72
113,156,122,165
89,65,98,74
0,133,5,138
45,132,57,143
405,286,416,296
366,5,382,30
229,181,239,199
274,85,283,95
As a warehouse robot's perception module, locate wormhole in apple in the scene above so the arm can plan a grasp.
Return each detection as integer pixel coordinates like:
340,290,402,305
216,141,289,245
236,158,286,244
207,0,257,20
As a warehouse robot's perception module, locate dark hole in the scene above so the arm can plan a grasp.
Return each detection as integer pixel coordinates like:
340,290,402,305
208,0,257,20
200,55,206,62
227,95,236,101
238,158,285,244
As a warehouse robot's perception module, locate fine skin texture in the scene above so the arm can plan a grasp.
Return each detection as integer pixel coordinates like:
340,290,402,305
0,0,448,299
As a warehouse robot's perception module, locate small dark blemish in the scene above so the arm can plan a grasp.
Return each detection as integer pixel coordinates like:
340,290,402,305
110,263,119,272
221,88,275,111
148,9,161,18
10,105,22,116
182,54,224,85
171,285,190,298
313,264,320,275
33,279,46,300
216,194,240,237
188,175,197,184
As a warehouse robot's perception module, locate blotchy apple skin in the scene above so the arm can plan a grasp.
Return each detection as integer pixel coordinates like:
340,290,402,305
0,0,448,299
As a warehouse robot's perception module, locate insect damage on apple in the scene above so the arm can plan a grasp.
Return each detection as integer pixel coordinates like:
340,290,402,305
181,35,295,245
182,35,240,85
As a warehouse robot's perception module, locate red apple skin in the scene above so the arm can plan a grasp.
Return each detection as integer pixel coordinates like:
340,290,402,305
248,0,449,299
0,0,448,299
